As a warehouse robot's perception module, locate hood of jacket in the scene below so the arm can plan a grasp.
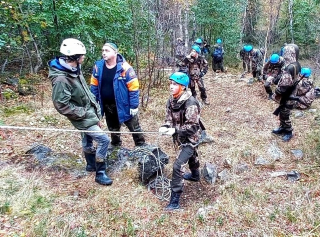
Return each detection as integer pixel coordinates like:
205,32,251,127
283,44,299,67
48,57,79,80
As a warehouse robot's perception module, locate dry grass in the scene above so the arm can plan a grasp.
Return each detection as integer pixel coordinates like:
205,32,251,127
0,69,320,236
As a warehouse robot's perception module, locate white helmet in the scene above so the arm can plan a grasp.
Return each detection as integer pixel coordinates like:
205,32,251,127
60,38,86,56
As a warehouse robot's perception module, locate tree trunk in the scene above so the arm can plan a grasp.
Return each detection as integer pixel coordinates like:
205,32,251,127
288,0,294,43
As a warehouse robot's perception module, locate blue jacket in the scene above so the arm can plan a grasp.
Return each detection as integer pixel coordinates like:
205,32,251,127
90,54,140,123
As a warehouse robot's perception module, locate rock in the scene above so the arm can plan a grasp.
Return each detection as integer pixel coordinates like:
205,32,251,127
267,142,283,161
308,109,317,113
202,162,218,184
235,163,249,174
269,171,287,177
254,156,270,165
294,111,304,118
218,169,230,182
287,170,301,181
291,149,303,159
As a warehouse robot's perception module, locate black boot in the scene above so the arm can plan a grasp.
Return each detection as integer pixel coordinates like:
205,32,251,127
95,162,113,185
282,131,293,142
84,152,96,172
272,127,286,135
183,169,200,182
165,191,181,210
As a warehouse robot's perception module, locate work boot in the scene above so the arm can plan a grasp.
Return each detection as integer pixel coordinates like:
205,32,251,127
282,131,293,142
183,169,200,182
95,161,113,185
272,127,285,135
165,191,181,210
84,151,96,172
202,99,210,105
268,93,273,100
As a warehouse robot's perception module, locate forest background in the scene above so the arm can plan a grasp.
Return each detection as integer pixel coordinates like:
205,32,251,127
1,0,320,236
1,0,320,98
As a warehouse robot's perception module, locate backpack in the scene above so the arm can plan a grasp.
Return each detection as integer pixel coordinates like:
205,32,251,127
212,46,223,61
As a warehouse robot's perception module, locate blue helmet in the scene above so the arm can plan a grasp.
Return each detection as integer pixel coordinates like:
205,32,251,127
301,68,311,78
270,54,280,64
217,39,222,44
191,45,201,54
195,38,203,44
169,72,189,87
243,45,253,52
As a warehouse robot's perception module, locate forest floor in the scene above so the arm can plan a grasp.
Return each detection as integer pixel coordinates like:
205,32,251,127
0,67,320,236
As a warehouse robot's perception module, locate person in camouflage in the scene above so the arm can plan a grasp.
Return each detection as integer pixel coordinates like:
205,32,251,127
183,45,210,105
175,38,188,74
158,72,201,210
271,43,301,142
49,38,112,186
262,54,285,99
250,47,263,80
290,67,315,110
240,45,253,73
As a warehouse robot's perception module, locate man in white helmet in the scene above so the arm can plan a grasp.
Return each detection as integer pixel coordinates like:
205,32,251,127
48,38,113,186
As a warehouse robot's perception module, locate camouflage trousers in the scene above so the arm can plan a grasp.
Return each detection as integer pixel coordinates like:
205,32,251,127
243,59,251,72
279,105,293,132
171,145,199,193
189,76,207,100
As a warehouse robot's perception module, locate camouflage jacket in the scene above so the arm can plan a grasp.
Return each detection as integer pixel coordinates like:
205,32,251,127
48,57,101,130
275,45,301,97
162,90,201,144
183,55,208,78
293,78,315,109
263,56,285,78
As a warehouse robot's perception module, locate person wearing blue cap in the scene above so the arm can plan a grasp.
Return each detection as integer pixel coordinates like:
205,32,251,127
289,67,316,110
262,54,285,99
212,39,225,73
158,72,201,210
182,45,210,105
90,42,146,149
239,44,253,74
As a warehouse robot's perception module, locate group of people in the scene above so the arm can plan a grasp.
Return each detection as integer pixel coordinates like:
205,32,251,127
48,37,317,212
240,43,316,142
49,39,146,187
48,38,204,211
175,37,227,106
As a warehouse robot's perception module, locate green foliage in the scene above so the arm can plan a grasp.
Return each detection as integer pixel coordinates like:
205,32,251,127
193,0,245,65
1,104,34,117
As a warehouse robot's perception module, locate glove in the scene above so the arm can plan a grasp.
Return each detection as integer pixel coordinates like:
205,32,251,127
164,128,176,136
199,72,205,78
130,108,139,116
158,127,168,134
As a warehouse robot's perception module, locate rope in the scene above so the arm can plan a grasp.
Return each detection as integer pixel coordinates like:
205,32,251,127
0,125,172,201
0,125,159,134
130,142,171,202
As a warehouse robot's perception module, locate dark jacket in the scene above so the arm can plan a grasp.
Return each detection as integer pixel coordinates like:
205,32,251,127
48,57,101,130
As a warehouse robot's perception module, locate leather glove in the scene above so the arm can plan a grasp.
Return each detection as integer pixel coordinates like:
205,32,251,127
158,127,168,134
164,128,176,136
130,108,139,116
